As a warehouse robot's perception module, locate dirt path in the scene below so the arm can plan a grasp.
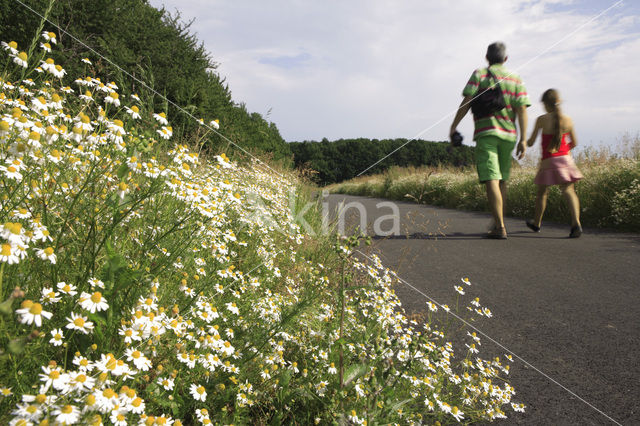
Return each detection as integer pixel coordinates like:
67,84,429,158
325,193,640,425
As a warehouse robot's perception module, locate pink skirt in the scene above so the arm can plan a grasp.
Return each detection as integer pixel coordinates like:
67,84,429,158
534,155,583,185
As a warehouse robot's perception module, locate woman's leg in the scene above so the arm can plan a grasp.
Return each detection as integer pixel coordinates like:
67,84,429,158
533,185,549,227
560,183,581,227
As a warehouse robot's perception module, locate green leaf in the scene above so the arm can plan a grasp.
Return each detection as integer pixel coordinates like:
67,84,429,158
280,369,292,388
343,364,369,387
8,337,27,354
116,163,129,180
390,398,413,412
0,297,14,315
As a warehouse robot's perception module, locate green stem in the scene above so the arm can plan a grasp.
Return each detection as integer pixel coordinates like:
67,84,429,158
22,0,56,81
0,262,5,299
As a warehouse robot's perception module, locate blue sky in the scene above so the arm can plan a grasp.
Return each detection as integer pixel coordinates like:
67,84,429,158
148,0,640,151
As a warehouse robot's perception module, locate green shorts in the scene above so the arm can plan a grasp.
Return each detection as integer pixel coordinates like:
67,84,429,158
475,136,516,182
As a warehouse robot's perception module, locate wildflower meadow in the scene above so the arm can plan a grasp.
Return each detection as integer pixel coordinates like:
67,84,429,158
0,30,524,425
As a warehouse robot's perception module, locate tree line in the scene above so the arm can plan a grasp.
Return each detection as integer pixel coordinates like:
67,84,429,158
289,138,475,185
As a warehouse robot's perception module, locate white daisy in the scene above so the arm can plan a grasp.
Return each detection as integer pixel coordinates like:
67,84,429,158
65,312,94,334
125,349,152,371
189,384,207,402
0,243,20,264
41,287,61,304
35,246,56,264
15,301,52,327
57,282,77,296
78,291,109,313
153,112,168,125
49,328,64,346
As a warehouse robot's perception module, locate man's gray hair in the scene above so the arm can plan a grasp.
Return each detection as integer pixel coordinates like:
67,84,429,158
486,42,507,64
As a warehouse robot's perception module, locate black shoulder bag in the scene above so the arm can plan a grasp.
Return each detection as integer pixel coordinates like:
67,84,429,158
470,67,506,118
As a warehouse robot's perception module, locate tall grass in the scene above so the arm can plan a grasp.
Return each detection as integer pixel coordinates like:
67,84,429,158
0,30,524,424
332,140,640,232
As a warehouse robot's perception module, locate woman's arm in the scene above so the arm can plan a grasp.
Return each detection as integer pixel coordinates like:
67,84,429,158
567,117,577,149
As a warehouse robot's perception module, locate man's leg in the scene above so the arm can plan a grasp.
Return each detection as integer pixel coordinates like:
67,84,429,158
476,136,502,228
485,179,504,228
500,180,508,218
495,139,516,226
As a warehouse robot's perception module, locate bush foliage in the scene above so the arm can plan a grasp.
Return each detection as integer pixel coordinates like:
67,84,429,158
0,0,292,165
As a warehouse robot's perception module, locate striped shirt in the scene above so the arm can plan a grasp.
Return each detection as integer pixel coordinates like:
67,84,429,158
462,64,530,142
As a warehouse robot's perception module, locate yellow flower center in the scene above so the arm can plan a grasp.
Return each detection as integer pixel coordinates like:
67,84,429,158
132,350,141,359
90,292,102,303
44,247,54,256
73,317,85,327
61,405,73,414
197,386,205,394
18,52,27,61
49,370,60,379
75,374,86,383
29,303,43,315
106,357,117,371
103,388,116,398
1,243,11,256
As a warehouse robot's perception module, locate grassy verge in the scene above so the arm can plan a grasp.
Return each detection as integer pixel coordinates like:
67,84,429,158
0,30,525,424
331,146,640,232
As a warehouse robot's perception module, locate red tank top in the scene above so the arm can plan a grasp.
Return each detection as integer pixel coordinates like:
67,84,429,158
541,133,571,160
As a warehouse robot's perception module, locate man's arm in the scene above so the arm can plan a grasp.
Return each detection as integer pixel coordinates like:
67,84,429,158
514,105,528,159
450,95,473,140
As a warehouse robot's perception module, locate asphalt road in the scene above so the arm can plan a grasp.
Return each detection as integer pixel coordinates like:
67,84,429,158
325,193,639,425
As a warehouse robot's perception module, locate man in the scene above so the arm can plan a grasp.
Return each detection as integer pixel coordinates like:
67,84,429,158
450,41,530,239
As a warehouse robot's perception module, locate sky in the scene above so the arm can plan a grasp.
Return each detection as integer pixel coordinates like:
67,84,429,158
148,0,640,149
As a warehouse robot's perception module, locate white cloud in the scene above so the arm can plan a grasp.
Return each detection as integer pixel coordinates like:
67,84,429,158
149,0,640,147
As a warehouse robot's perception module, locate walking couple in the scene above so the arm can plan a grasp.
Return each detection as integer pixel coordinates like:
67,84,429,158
449,42,583,239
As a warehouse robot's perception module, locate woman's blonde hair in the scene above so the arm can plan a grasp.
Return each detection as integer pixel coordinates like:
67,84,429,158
541,89,562,153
